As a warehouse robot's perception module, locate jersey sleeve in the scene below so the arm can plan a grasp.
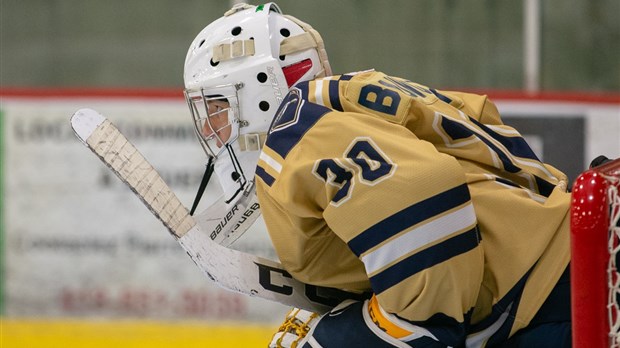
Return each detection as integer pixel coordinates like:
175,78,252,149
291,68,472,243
435,89,504,126
256,86,484,345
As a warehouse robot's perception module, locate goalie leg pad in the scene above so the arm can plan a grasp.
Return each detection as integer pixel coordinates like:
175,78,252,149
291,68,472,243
306,300,403,347
270,299,448,348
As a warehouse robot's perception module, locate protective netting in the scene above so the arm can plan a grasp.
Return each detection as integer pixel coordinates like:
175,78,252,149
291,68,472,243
607,175,620,347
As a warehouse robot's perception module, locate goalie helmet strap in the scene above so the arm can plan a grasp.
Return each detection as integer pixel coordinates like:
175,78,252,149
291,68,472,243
224,3,253,16
224,2,282,17
238,132,267,152
212,39,256,63
190,157,215,216
283,14,332,77
280,32,317,56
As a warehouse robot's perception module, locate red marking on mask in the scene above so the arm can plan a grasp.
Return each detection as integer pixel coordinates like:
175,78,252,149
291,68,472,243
282,59,313,87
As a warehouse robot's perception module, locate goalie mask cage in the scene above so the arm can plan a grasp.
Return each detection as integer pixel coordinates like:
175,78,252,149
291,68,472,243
571,158,620,348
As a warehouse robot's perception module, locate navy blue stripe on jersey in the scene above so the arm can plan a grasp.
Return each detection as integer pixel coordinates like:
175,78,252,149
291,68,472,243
467,116,540,161
255,165,275,186
339,74,354,81
407,311,472,347
443,115,557,196
468,115,557,197
495,177,521,188
535,175,556,197
369,227,480,294
328,80,343,111
440,117,521,173
430,88,453,104
347,184,471,257
471,270,531,345
266,86,331,159
496,175,555,198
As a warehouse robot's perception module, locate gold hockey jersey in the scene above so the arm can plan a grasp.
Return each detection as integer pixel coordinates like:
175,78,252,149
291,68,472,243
255,70,571,345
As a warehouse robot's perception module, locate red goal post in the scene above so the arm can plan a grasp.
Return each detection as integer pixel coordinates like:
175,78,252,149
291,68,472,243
571,158,620,347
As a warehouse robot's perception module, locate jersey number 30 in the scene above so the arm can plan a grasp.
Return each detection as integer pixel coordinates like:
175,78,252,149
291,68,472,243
313,137,395,206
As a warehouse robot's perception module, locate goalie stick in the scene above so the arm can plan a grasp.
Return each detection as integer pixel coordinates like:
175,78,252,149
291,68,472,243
70,108,365,313
191,175,263,248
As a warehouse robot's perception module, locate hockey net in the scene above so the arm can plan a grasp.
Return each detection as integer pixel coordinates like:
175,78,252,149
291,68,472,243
571,158,620,348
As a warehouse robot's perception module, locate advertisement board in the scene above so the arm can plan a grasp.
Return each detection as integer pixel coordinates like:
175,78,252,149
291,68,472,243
1,90,618,323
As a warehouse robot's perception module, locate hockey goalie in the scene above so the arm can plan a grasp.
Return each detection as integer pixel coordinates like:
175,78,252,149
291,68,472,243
181,2,577,347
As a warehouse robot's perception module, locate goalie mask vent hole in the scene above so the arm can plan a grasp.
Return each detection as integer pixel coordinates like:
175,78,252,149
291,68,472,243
210,58,219,67
257,72,268,83
198,39,205,47
259,101,270,111
231,26,242,36
231,171,241,181
279,55,286,61
280,28,290,37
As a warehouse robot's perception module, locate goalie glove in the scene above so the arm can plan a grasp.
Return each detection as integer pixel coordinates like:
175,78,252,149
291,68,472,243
269,296,445,348
589,155,613,168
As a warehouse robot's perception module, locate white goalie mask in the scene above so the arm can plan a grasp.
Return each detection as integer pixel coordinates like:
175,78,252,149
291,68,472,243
183,2,332,240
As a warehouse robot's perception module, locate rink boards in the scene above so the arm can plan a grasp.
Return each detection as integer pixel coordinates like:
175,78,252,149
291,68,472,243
0,88,618,346
3,318,274,347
